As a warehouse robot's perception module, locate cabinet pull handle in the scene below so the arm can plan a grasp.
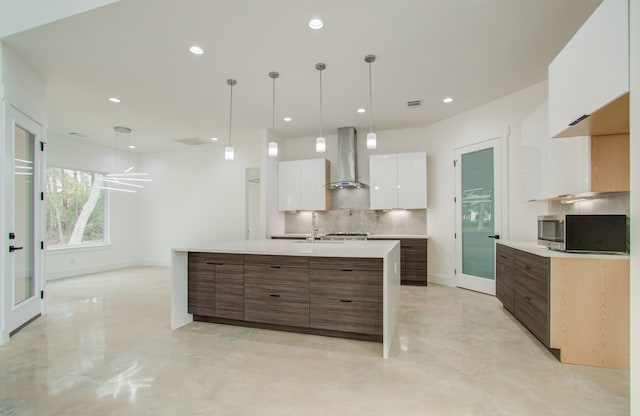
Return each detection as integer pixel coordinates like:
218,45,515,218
340,299,352,303
500,255,508,259
206,262,223,265
525,265,532,270
341,269,353,272
569,114,590,126
525,296,532,302
271,266,281,269
269,294,281,298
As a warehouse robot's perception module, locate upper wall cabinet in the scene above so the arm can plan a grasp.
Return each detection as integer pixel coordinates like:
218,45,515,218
369,152,427,209
522,101,629,201
548,0,629,138
278,159,330,211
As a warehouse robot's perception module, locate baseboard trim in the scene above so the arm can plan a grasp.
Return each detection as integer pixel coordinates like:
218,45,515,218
428,273,455,287
45,261,137,280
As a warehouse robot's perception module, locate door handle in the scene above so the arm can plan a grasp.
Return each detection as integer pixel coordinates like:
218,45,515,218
488,235,500,240
9,245,24,252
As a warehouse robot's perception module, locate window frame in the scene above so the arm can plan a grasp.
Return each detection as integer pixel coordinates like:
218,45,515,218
44,165,110,251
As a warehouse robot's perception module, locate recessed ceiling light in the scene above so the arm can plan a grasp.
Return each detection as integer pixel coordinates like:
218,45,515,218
128,145,136,149
283,117,292,122
189,45,204,55
357,108,366,113
309,18,323,29
210,137,218,141
108,97,121,103
443,96,454,103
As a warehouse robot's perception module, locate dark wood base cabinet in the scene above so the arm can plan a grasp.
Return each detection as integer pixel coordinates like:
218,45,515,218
368,238,427,286
496,245,550,348
188,252,383,342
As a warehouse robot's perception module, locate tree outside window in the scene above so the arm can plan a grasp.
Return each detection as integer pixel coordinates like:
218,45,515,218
46,167,107,248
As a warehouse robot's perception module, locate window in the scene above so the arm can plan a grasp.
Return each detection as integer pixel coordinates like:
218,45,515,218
46,167,107,248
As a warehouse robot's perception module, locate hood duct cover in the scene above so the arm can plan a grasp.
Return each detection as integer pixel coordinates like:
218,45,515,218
328,127,368,189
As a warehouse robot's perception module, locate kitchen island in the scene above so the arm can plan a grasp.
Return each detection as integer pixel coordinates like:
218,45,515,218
172,239,400,358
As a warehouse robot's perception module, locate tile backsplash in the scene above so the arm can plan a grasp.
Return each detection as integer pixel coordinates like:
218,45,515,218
549,193,629,216
284,189,428,235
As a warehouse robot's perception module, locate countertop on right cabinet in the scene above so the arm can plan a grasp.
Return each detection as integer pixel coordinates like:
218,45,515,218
496,241,629,370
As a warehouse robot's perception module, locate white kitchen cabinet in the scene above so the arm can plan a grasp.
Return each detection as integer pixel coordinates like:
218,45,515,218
369,152,427,209
521,101,630,201
278,159,329,211
548,0,629,138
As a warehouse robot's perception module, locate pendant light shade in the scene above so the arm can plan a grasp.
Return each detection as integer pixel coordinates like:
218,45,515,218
268,141,278,157
366,132,377,150
365,54,377,150
315,136,326,153
315,63,326,154
225,79,237,161
268,71,279,157
224,146,234,160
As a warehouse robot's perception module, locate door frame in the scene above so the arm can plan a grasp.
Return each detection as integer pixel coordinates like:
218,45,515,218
454,134,509,295
1,104,46,343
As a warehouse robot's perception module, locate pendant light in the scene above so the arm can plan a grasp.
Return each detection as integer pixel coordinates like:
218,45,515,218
268,71,279,157
225,79,237,160
315,63,326,153
101,126,152,194
365,54,377,149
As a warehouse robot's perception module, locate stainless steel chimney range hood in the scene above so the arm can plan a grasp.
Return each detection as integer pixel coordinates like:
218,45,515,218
328,127,368,190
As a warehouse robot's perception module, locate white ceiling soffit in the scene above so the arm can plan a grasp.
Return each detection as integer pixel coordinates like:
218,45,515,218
1,0,602,153
0,0,120,38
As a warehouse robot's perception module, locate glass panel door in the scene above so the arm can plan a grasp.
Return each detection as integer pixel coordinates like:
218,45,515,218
455,138,502,295
14,125,36,305
2,107,44,342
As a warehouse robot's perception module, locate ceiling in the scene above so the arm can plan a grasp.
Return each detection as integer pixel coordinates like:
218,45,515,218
2,0,602,153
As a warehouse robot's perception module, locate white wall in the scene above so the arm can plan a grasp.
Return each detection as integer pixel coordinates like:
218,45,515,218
281,81,549,286
136,129,263,266
45,133,141,279
629,0,639,413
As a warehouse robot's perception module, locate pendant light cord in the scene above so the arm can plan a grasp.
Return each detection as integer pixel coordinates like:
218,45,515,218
319,69,324,138
272,77,276,139
228,82,234,147
368,61,374,133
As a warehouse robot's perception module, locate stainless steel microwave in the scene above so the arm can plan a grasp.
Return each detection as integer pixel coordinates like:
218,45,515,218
537,214,627,253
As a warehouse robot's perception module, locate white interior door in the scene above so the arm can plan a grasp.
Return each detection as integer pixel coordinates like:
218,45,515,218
454,138,502,295
3,106,45,339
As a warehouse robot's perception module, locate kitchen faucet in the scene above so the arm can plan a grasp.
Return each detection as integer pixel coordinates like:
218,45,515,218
309,211,318,242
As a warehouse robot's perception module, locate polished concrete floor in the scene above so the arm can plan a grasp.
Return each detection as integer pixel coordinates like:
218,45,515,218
0,267,629,415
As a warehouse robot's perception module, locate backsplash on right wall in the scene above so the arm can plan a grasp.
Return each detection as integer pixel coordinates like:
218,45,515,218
549,193,630,216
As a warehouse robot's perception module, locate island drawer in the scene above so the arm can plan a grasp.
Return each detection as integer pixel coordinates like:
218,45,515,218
245,292,309,328
308,257,382,271
310,299,382,336
244,254,308,268
189,252,244,267
244,265,309,297
310,268,382,303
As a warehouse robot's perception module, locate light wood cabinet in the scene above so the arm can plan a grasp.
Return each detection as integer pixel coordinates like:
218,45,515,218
369,152,427,209
278,159,330,211
495,243,629,369
548,0,629,138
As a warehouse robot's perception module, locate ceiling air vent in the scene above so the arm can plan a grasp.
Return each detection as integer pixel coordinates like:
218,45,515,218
175,137,211,146
407,99,422,107
67,132,87,138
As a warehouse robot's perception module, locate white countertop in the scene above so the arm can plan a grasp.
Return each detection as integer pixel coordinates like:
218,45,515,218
270,233,429,239
174,239,399,258
498,240,630,260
